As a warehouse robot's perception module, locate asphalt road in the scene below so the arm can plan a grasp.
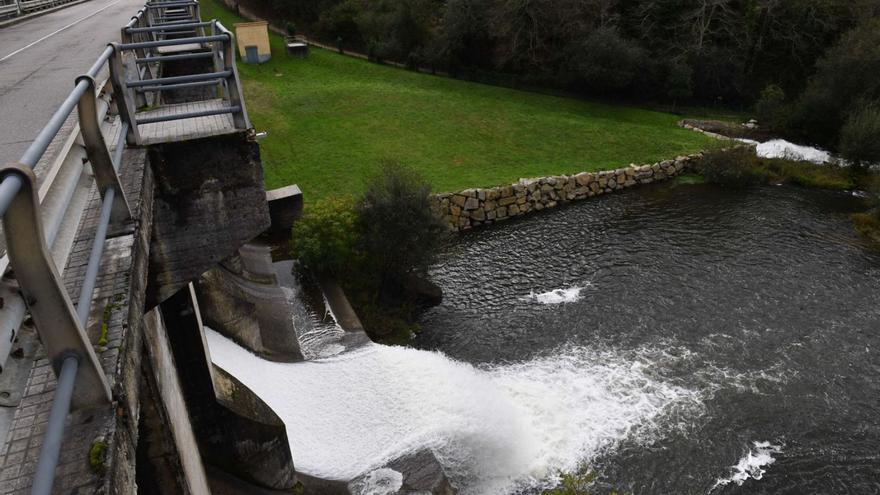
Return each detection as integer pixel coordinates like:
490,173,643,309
0,0,143,162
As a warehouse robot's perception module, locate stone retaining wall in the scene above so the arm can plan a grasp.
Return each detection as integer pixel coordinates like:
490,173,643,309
432,153,703,231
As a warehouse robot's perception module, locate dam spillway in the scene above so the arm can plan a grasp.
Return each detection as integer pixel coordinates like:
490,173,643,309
205,328,698,494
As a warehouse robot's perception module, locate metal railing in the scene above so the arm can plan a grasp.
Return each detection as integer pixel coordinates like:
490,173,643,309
115,1,249,144
0,0,250,492
1,45,126,495
0,0,81,19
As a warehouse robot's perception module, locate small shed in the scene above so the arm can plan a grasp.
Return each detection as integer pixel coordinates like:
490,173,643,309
234,21,271,64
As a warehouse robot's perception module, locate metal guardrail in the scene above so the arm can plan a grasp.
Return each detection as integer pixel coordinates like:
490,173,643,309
0,0,81,19
0,0,251,491
116,1,249,144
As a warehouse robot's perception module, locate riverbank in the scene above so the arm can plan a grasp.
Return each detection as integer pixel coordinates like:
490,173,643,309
200,0,718,203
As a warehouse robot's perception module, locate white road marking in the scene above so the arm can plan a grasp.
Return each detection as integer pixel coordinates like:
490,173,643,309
0,0,124,62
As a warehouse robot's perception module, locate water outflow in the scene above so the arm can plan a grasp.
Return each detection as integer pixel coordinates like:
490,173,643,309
205,328,700,494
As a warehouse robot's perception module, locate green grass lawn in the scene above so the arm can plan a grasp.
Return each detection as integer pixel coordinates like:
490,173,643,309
203,0,718,201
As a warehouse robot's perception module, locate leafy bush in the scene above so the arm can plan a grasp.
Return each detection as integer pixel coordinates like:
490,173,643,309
839,102,880,167
696,147,858,190
696,147,766,188
291,164,447,343
291,196,360,277
357,162,448,301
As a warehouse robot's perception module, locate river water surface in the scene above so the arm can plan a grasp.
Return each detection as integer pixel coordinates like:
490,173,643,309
415,182,880,494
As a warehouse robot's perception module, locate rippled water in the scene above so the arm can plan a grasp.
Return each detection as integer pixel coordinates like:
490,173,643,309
415,182,880,494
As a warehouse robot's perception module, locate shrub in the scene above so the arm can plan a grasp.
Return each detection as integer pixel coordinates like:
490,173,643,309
357,162,448,301
285,22,297,37
839,102,880,167
291,196,361,277
697,147,765,188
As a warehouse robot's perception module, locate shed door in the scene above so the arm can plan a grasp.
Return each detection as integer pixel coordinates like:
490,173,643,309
245,45,260,64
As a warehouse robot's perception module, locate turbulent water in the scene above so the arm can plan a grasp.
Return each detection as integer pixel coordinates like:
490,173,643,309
416,182,880,494
206,328,699,494
207,181,879,494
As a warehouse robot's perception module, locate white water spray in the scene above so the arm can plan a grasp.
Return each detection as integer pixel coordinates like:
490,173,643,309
205,328,700,494
712,441,783,491
524,286,587,305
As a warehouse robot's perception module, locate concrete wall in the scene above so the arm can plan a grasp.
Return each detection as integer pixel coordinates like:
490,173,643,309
146,132,271,308
140,308,211,494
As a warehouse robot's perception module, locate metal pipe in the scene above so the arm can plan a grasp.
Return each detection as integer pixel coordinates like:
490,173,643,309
151,17,197,25
125,21,209,33
136,105,238,125
113,122,129,171
75,187,114,324
18,79,90,168
126,70,230,87
145,2,197,9
0,174,24,218
134,79,219,93
135,51,212,63
30,356,79,495
86,46,114,79
118,33,227,50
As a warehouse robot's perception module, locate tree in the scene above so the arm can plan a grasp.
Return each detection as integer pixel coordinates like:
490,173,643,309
315,0,364,50
357,162,448,301
665,60,693,112
839,102,880,167
433,0,493,71
571,26,644,94
789,17,880,147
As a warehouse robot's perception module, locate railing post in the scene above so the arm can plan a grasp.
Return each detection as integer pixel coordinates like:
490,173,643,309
75,75,133,224
14,0,21,16
220,27,250,129
0,164,111,409
108,43,142,145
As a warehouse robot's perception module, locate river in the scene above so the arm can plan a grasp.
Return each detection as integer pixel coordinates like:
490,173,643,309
207,180,880,494
415,181,880,494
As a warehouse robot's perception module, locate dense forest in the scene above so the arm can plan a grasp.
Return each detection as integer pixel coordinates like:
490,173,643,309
241,0,880,157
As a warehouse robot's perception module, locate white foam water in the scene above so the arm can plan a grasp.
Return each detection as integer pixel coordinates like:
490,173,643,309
204,328,700,494
712,441,783,491
352,468,404,495
755,139,832,164
525,286,586,305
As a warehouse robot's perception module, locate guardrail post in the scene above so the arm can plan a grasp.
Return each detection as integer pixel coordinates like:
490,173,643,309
0,163,111,409
108,43,142,145
15,0,21,16
75,74,134,224
220,26,250,129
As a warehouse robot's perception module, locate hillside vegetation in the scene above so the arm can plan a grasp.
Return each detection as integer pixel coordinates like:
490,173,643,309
203,0,717,201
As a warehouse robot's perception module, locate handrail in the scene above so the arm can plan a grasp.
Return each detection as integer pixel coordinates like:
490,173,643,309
0,30,125,495
0,0,82,18
1,1,251,491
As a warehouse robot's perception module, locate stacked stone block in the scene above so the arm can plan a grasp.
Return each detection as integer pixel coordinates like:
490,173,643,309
433,153,702,231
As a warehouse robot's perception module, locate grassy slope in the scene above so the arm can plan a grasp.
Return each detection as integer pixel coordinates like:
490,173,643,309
203,0,717,201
